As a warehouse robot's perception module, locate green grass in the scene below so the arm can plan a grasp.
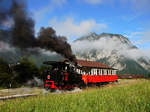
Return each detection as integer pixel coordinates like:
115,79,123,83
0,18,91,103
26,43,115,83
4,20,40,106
0,79,150,112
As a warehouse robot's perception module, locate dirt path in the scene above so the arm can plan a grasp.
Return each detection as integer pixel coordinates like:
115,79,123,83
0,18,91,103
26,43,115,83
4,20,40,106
0,87,45,97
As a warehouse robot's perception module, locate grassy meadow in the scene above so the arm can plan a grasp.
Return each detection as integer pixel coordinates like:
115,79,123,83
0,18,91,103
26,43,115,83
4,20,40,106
0,79,150,112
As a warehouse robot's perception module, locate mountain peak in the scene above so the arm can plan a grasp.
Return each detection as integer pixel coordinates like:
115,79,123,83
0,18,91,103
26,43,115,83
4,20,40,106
100,32,125,38
75,32,131,45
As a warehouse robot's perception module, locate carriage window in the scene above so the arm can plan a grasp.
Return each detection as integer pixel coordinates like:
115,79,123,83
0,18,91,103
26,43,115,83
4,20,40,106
103,70,105,75
105,70,107,75
97,69,99,75
93,69,95,75
115,70,116,74
95,69,97,75
92,69,94,75
99,69,101,75
94,69,96,75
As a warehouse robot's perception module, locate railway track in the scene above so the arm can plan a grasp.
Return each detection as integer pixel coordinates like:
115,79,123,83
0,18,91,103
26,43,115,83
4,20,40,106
0,94,37,100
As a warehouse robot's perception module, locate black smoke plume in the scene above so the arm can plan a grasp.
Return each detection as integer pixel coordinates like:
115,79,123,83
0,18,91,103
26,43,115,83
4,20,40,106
0,0,76,62
37,27,76,62
11,0,36,48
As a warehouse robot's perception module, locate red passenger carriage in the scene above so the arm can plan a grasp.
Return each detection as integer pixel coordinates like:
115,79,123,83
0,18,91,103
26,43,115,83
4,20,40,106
77,60,118,84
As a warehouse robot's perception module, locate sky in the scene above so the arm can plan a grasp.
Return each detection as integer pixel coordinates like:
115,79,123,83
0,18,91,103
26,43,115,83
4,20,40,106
26,0,150,52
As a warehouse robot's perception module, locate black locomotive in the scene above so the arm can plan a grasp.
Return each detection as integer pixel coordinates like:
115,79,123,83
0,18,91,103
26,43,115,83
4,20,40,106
43,60,85,91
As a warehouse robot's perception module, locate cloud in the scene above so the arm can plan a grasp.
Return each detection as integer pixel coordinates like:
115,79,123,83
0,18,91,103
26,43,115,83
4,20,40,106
83,0,150,14
121,14,141,22
83,0,103,5
72,36,149,59
82,0,113,5
33,0,67,23
49,17,107,39
39,49,59,56
1,19,14,28
120,0,150,14
128,30,150,46
125,30,150,58
143,48,150,58
143,30,150,42
131,0,150,13
0,41,15,52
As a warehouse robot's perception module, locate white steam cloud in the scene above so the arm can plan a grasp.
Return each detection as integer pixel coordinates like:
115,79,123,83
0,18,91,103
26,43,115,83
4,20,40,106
39,48,60,56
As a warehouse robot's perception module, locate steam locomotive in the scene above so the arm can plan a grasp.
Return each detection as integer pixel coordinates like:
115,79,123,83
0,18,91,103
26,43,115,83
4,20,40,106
43,60,85,91
43,59,118,91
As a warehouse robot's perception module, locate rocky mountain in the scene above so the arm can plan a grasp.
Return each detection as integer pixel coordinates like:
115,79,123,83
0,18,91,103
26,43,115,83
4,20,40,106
72,32,150,76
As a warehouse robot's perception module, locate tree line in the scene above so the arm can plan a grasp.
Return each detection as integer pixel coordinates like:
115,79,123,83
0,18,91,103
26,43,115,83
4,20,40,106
0,57,50,88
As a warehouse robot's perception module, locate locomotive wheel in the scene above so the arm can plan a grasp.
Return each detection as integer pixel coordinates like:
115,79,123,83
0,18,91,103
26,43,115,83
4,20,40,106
67,85,73,91
45,87,49,91
96,83,101,87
